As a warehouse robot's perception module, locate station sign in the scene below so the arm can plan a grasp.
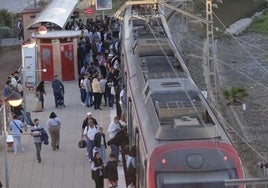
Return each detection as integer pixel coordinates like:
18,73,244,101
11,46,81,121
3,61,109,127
84,8,94,15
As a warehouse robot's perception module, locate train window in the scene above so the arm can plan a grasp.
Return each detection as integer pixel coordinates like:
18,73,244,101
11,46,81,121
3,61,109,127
142,82,151,103
156,170,238,188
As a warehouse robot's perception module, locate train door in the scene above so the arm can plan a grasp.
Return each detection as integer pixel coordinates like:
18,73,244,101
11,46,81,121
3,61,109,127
135,128,140,188
127,97,134,147
135,128,147,188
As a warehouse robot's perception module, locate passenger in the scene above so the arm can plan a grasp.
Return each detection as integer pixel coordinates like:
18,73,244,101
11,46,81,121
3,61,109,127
91,152,105,188
107,116,120,161
99,75,107,106
119,85,127,124
30,118,47,163
9,113,24,156
82,112,98,133
35,81,46,110
105,153,118,188
51,75,65,108
83,72,93,107
46,112,61,151
79,73,86,106
83,119,98,162
126,146,136,187
91,74,102,110
94,127,107,164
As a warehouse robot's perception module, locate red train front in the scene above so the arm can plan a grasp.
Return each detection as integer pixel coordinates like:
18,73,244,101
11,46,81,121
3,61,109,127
148,141,244,188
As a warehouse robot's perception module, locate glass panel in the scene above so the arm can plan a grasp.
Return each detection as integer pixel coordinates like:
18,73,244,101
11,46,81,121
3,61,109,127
156,170,237,188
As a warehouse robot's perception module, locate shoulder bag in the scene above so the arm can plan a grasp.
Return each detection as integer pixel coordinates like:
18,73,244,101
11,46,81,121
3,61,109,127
13,121,23,133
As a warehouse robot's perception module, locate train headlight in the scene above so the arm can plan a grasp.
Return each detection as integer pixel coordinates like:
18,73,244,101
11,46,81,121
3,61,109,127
223,156,228,161
161,158,167,165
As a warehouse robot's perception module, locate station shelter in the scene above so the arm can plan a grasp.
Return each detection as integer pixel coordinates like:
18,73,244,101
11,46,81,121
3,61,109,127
24,0,80,81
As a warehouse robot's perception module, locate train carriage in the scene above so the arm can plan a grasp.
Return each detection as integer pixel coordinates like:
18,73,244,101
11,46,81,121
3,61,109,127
120,4,244,188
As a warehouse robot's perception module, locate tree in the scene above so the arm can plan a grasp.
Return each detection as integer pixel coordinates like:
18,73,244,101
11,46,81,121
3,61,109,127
223,86,248,105
0,9,12,27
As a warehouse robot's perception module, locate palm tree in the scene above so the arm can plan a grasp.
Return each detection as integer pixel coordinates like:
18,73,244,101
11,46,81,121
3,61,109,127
223,86,248,105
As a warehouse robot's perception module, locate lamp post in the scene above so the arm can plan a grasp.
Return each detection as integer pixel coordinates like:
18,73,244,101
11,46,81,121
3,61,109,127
21,25,47,128
1,92,23,188
20,68,47,131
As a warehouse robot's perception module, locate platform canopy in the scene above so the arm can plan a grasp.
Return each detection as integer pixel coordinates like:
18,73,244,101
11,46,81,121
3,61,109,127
27,0,79,30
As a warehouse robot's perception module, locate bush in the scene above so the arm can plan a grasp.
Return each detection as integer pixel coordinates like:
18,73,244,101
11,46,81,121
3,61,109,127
250,14,268,33
0,27,15,38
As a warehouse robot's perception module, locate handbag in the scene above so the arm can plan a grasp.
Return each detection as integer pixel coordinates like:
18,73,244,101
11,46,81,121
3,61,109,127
13,121,23,133
78,139,86,148
111,86,115,95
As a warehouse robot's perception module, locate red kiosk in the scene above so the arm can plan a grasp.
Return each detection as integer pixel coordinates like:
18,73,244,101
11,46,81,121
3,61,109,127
37,30,80,81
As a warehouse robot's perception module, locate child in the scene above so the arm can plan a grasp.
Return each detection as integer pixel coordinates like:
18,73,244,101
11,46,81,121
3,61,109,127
105,153,118,188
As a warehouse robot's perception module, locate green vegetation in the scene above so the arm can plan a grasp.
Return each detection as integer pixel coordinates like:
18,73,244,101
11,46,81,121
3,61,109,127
223,86,248,105
250,14,268,34
0,10,20,38
0,9,13,28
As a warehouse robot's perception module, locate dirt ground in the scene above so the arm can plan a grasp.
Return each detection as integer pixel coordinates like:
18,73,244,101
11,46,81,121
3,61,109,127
0,46,21,97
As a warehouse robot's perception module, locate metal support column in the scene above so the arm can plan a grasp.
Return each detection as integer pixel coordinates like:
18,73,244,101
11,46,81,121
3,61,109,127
204,0,217,103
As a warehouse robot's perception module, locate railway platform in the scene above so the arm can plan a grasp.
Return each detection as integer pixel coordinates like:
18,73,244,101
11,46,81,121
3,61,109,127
0,81,126,188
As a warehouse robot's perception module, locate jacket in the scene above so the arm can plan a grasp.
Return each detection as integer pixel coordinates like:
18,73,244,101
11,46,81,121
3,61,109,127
31,127,49,145
52,79,64,94
107,129,129,147
94,132,107,148
105,160,118,181
91,78,101,93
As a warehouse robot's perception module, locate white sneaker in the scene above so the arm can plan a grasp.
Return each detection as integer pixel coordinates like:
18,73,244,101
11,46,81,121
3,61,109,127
81,102,85,106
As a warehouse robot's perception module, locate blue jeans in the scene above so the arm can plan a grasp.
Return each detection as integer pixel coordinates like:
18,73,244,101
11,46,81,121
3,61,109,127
80,88,86,103
110,144,119,161
13,135,24,155
86,139,95,160
85,91,93,106
97,145,106,164
39,93,44,108
107,93,114,108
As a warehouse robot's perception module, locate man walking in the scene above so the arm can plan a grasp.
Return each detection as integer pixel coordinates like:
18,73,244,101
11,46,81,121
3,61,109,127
30,119,44,163
83,119,98,162
52,75,65,108
17,19,24,41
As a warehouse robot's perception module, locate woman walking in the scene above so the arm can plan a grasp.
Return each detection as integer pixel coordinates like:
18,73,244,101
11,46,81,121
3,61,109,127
46,112,61,151
35,81,46,109
91,152,104,188
9,114,24,156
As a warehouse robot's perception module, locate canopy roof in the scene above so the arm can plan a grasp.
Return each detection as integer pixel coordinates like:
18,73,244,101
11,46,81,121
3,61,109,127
27,0,79,30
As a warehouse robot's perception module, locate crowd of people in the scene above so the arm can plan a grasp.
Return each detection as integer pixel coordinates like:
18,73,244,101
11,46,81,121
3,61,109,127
82,111,135,188
74,16,126,123
2,15,134,188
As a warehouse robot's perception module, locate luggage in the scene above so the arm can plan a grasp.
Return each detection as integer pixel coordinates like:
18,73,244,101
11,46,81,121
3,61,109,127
35,101,42,112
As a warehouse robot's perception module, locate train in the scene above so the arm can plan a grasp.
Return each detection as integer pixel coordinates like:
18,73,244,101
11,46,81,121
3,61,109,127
119,3,245,188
